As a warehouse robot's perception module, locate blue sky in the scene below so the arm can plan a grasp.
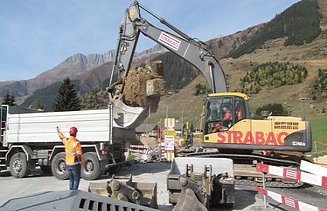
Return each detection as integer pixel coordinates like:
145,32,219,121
0,0,299,81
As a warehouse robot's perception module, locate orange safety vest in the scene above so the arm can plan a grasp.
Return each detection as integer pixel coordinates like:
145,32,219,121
58,132,82,166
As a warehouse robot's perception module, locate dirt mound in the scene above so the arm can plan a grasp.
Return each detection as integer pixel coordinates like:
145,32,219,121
318,0,327,30
122,61,165,113
139,137,159,149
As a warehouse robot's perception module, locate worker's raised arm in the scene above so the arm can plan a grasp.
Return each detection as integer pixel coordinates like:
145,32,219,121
57,126,67,142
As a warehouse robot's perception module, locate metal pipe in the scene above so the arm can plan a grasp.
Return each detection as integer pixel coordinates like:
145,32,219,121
109,103,113,145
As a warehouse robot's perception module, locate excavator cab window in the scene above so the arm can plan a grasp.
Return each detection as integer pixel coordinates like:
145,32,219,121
204,95,248,134
205,97,233,133
234,97,246,122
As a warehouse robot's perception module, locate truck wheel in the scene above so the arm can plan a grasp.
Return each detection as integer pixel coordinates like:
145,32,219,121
40,166,52,175
81,152,101,180
51,152,69,180
9,152,29,178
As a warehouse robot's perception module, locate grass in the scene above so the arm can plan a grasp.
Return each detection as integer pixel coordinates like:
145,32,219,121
309,115,327,154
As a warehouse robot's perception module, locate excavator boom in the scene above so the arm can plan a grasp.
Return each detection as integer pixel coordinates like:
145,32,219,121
109,1,227,128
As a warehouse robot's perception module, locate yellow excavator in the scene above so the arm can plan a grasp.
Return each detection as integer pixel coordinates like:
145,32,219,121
108,1,311,158
107,1,312,208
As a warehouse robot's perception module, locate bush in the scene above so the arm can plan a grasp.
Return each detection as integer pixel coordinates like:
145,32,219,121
255,103,288,119
237,61,308,94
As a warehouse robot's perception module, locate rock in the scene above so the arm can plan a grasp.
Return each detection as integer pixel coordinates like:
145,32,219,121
122,61,165,113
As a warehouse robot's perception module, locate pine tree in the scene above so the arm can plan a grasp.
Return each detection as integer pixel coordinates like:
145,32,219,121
9,95,16,106
1,90,16,106
52,77,81,111
30,98,43,110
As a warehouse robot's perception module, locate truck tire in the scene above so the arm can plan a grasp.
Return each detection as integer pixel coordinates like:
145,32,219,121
51,152,69,180
9,152,29,178
81,152,101,180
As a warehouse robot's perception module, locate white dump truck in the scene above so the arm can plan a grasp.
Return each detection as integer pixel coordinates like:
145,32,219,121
0,104,141,180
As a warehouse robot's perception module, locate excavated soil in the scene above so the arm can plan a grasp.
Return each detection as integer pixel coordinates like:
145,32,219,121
122,61,165,113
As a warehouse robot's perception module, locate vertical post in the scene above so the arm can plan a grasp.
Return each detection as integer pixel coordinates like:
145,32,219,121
262,172,267,210
181,109,184,137
108,103,113,145
1,105,9,147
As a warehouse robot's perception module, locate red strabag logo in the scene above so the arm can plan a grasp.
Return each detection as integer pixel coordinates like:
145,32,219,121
216,131,288,145
158,32,181,51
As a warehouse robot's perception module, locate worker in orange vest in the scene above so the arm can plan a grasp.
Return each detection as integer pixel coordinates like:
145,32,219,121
57,126,83,190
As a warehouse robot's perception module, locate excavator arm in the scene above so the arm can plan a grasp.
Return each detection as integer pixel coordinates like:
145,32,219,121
109,1,226,128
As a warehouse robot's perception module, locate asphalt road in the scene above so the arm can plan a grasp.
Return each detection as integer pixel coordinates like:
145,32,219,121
0,162,325,210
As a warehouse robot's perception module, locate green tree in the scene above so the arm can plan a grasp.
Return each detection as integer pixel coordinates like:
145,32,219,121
30,98,43,110
1,90,16,106
81,91,96,109
255,103,287,118
311,68,327,99
52,77,81,111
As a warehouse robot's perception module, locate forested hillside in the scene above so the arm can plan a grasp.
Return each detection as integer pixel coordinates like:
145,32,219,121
237,61,308,94
154,52,198,91
311,68,327,100
80,52,198,109
20,80,80,111
228,0,321,58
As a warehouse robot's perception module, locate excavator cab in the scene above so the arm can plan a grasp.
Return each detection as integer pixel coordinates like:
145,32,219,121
203,92,250,134
202,92,311,153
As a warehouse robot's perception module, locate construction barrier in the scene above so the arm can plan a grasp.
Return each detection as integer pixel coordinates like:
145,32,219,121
129,145,149,153
256,187,327,211
160,143,165,160
128,145,149,161
256,162,327,188
300,160,327,176
256,161,327,210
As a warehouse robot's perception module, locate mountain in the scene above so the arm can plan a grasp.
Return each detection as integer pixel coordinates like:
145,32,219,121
3,0,327,117
150,0,327,124
228,0,321,58
19,45,167,110
0,50,116,98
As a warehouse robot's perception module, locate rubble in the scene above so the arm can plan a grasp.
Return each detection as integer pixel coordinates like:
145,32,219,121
122,61,165,113
314,155,327,166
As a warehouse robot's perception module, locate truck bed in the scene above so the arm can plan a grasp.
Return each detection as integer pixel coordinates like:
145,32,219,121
5,108,136,144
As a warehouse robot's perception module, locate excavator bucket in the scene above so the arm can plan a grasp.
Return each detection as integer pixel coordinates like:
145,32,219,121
88,175,158,209
167,157,235,208
173,188,208,211
110,61,165,129
112,98,147,128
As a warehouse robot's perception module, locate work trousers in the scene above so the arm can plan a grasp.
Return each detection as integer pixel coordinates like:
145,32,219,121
66,164,81,190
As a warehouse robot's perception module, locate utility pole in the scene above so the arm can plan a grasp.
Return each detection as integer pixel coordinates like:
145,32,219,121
181,109,184,136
